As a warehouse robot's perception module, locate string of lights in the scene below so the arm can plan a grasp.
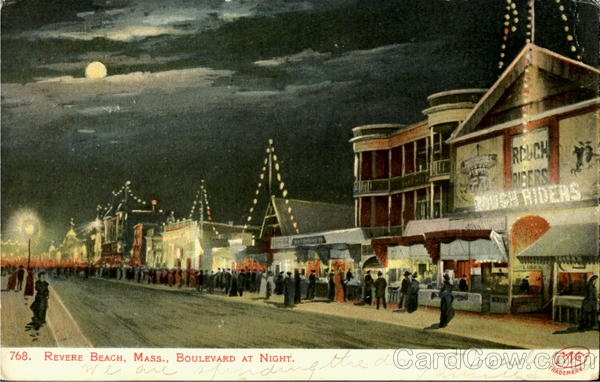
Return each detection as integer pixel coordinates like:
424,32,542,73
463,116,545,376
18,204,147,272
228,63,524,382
243,139,300,234
188,180,220,235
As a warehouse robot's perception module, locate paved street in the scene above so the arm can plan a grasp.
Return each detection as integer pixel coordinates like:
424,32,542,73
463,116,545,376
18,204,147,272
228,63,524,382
2,275,598,349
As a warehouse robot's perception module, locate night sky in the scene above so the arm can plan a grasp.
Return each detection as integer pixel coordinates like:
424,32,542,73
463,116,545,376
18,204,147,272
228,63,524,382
1,0,598,248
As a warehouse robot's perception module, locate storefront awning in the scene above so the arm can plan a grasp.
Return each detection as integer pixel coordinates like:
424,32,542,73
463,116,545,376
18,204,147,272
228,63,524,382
441,237,508,262
389,244,430,260
517,224,599,264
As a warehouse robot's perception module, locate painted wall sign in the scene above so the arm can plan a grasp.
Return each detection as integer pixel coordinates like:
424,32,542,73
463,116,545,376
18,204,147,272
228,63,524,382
291,235,326,246
511,127,550,189
474,182,582,211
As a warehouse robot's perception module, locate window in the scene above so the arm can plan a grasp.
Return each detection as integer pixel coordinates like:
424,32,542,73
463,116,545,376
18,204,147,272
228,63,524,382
416,138,428,172
416,188,429,220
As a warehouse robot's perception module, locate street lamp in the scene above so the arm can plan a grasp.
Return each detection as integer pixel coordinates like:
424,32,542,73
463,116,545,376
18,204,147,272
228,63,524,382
11,210,41,269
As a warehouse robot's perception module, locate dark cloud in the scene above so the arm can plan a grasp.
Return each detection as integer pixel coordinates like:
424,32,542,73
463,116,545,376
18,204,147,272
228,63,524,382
1,0,598,246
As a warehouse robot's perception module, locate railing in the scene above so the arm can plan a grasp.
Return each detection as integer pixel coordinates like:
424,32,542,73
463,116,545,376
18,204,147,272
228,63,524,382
430,159,451,178
354,171,430,196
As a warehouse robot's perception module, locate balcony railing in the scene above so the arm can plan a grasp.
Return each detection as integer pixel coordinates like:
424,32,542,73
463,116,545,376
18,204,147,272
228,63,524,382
430,159,451,178
354,170,430,196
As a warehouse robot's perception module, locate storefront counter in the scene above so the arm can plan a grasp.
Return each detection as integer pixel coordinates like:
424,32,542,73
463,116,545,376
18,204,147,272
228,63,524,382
553,295,583,323
510,295,542,313
419,289,483,312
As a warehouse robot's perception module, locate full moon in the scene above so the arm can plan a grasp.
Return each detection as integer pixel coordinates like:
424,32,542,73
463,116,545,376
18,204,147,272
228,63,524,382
85,61,107,79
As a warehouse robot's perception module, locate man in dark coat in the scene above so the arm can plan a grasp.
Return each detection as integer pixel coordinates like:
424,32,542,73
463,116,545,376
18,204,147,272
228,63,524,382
275,272,284,295
16,265,25,291
439,274,455,328
579,275,598,331
283,272,295,307
28,272,49,332
363,270,374,305
228,271,238,297
294,271,302,304
399,271,411,309
328,272,335,301
406,272,420,313
373,271,387,310
237,270,246,296
306,270,317,300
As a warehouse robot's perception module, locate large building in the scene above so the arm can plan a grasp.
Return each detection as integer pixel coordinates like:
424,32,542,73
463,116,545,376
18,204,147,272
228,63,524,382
353,44,599,320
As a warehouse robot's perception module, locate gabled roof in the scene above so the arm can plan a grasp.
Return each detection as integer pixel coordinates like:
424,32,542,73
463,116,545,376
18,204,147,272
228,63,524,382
271,197,354,236
448,44,600,143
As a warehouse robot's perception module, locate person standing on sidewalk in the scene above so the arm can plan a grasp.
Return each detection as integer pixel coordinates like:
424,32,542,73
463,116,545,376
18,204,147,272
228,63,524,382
406,272,420,313
16,265,25,291
373,271,387,310
363,270,374,305
24,269,35,299
294,271,302,304
27,272,49,332
283,271,295,307
399,271,411,309
306,270,317,300
439,273,455,328
579,275,598,331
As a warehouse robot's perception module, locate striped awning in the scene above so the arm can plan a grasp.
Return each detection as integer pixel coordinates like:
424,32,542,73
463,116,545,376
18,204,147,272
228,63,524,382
517,224,599,264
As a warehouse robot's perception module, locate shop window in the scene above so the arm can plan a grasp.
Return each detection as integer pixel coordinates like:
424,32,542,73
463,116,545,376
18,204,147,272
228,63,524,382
558,272,592,296
513,270,543,295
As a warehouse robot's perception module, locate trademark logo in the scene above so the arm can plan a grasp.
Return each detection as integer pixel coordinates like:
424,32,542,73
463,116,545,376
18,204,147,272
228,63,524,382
550,346,590,376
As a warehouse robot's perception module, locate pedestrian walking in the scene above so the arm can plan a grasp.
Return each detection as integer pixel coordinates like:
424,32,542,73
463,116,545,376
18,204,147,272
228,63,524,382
306,269,317,300
27,272,49,332
458,275,469,292
294,271,302,304
7,269,18,291
237,269,246,297
579,275,598,331
363,270,374,305
328,272,335,301
283,271,295,307
406,272,420,313
24,269,35,299
265,271,274,300
334,270,345,302
228,271,238,297
16,265,25,291
373,271,387,310
275,272,284,295
399,271,411,309
439,273,455,328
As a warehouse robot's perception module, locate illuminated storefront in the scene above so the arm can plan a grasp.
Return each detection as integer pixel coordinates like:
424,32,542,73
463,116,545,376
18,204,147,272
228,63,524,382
448,44,600,320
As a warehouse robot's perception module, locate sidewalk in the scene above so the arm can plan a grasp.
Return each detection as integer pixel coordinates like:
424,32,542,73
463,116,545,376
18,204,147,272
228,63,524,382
2,275,598,349
103,278,600,350
0,276,92,348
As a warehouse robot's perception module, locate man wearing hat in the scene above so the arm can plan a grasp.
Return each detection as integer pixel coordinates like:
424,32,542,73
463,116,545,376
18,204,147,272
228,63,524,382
283,271,295,307
27,271,49,333
439,273,455,327
373,271,387,310
363,270,374,305
399,271,412,309
406,272,420,313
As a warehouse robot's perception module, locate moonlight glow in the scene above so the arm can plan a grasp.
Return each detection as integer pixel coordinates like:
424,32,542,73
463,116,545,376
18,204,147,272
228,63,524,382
85,61,107,79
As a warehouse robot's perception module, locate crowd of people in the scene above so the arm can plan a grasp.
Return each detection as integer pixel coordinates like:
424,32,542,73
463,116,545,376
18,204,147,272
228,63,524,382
2,263,598,333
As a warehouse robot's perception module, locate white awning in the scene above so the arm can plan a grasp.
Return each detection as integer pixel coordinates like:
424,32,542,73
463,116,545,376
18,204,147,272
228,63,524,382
441,236,508,263
388,244,430,260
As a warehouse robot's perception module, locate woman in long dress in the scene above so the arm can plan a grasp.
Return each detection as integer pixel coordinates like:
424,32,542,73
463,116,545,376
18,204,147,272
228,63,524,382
334,270,345,302
579,275,598,330
439,274,455,328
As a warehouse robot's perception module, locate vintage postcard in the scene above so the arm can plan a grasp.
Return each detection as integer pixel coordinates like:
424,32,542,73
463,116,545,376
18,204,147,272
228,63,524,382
1,0,599,380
